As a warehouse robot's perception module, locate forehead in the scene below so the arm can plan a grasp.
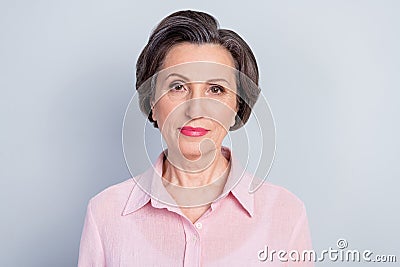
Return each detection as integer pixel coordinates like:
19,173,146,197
162,43,235,69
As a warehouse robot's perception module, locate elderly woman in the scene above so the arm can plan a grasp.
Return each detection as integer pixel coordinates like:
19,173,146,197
79,10,313,266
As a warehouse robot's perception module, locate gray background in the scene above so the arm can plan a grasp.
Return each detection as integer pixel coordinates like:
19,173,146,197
1,0,399,266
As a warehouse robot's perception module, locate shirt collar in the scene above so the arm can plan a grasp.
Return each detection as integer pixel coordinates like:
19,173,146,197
122,147,254,217
222,147,255,217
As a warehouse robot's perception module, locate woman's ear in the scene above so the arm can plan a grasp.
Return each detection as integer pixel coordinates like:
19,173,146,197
231,97,240,127
230,114,236,128
150,99,157,121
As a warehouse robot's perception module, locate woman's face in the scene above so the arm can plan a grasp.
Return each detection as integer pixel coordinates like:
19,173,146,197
151,43,238,163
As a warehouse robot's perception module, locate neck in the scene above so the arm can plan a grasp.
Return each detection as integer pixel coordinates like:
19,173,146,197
163,149,230,187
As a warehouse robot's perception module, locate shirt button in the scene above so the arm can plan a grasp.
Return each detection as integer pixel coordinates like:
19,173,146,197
195,222,202,229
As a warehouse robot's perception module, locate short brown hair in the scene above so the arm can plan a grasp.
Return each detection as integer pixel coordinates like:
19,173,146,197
136,10,260,130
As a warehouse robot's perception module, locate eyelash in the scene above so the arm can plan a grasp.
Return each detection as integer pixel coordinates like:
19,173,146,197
208,84,225,95
168,82,226,95
169,81,187,92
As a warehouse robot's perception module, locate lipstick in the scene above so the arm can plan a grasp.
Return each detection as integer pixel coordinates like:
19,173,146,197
179,126,209,137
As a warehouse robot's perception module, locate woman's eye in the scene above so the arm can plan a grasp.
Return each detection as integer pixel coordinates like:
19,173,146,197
209,85,225,94
169,82,186,91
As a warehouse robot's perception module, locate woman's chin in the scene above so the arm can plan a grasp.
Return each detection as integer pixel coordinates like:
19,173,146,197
175,142,217,161
177,145,203,161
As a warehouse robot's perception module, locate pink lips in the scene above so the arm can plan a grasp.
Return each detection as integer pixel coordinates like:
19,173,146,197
179,126,209,137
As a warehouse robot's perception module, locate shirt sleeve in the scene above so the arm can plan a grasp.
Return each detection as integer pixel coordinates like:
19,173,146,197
287,204,314,267
78,200,105,267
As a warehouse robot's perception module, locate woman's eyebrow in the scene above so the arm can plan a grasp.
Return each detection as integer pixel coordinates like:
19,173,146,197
206,78,232,87
166,73,233,86
165,73,190,81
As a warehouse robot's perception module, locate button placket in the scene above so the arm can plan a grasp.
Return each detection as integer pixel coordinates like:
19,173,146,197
181,218,201,267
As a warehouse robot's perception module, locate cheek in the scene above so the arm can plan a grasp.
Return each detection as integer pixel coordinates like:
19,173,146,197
153,103,168,125
218,93,238,114
153,99,181,128
229,95,239,112
219,98,238,126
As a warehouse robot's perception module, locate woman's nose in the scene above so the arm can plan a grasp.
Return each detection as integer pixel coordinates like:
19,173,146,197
184,83,207,119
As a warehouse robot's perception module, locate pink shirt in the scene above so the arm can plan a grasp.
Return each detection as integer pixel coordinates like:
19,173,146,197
78,148,314,266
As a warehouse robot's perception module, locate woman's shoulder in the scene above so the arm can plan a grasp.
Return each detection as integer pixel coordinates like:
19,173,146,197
87,178,137,213
253,180,306,213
